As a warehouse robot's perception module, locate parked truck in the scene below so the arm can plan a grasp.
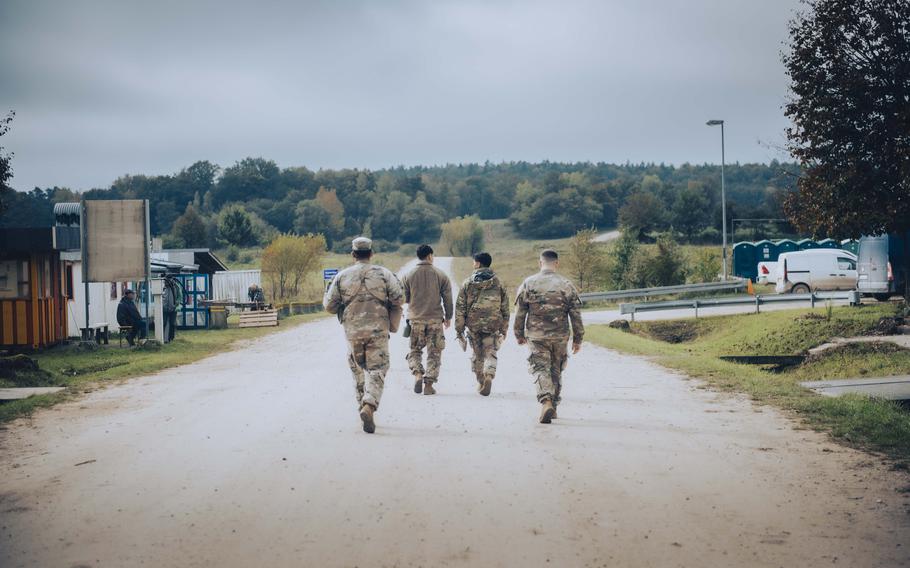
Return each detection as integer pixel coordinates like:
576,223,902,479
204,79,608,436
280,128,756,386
857,234,908,301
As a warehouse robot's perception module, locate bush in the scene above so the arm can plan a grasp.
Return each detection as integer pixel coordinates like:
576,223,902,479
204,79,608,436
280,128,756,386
567,228,606,292
441,215,484,256
225,245,240,262
688,248,721,283
261,233,326,300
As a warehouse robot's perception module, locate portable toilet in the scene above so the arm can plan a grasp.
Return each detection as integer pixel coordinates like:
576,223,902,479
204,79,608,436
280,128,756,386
797,238,820,250
776,239,799,257
732,242,757,281
754,239,777,262
841,238,859,255
817,238,840,249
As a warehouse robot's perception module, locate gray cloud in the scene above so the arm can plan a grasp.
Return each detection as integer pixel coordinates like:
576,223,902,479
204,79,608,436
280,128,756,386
0,0,800,191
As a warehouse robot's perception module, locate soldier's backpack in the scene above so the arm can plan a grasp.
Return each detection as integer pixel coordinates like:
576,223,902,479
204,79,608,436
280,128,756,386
465,277,504,334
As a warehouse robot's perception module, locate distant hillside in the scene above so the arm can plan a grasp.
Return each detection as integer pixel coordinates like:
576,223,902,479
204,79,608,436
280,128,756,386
1,159,799,249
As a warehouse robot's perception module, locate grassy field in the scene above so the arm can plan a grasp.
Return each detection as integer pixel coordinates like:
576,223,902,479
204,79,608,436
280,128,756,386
449,219,579,291
0,312,326,424
585,303,910,462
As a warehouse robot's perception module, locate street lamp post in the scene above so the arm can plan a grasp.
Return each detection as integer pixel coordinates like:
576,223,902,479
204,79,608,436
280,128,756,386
706,119,727,280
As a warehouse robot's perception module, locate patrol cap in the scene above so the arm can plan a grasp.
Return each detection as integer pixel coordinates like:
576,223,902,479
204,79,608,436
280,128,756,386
352,237,373,251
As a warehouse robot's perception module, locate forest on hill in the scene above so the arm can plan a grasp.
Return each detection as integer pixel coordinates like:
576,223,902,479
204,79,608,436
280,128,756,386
2,158,799,251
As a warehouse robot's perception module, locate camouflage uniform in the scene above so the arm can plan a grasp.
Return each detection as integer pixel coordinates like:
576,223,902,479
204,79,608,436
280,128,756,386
324,257,404,410
455,268,510,384
401,261,453,384
513,269,584,407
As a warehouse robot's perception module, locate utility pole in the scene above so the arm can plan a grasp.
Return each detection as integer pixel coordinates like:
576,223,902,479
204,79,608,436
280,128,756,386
707,119,728,280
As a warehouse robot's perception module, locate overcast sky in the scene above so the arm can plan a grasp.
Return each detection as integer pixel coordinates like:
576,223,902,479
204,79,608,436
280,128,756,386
0,0,801,192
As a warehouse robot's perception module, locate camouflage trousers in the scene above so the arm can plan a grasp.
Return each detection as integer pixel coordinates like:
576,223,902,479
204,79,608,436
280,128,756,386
406,322,446,382
347,334,390,410
527,339,568,405
468,331,502,383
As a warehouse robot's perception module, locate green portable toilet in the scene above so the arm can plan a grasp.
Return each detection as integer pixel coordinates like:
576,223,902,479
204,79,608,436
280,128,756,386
817,238,840,249
732,242,757,281
776,239,799,257
841,238,859,255
754,239,777,262
797,238,820,250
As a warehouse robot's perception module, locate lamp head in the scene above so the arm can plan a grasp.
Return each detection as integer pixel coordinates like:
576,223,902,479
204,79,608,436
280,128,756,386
706,119,724,126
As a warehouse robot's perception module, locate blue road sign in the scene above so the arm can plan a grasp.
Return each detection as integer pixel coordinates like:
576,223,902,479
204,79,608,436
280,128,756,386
323,268,339,281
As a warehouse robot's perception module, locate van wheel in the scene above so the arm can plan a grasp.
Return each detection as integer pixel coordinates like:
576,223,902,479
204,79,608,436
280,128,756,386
873,293,892,302
791,283,810,294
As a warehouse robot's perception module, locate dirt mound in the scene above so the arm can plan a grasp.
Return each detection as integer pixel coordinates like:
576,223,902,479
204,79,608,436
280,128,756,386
0,355,55,388
608,320,631,332
802,341,908,364
637,321,701,343
867,316,906,336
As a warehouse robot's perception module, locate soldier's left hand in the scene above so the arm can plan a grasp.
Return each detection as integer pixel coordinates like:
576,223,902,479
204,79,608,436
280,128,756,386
444,319,452,329
572,342,582,354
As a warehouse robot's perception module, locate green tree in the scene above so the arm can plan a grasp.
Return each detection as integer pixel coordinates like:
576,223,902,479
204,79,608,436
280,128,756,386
607,231,639,289
567,228,605,292
0,111,15,215
294,200,336,244
261,233,326,300
672,182,711,241
399,193,443,243
173,204,207,247
782,0,910,239
618,192,667,240
217,204,255,246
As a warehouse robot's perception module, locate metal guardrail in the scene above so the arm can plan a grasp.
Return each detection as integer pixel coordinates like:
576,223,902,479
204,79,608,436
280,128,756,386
619,291,861,320
580,278,747,303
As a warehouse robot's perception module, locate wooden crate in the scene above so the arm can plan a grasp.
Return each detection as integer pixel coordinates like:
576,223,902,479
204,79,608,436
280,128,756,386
238,309,279,328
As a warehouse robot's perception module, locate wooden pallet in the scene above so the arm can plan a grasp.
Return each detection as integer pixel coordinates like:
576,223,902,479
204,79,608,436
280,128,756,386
239,310,279,328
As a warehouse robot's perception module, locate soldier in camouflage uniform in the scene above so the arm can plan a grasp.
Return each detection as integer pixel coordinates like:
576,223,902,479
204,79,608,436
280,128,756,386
455,252,509,396
324,237,404,434
514,249,584,424
401,244,453,395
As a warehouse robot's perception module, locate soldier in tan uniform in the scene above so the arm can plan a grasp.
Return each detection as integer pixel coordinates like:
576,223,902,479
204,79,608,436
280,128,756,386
324,237,404,433
401,244,453,395
455,252,509,396
514,249,584,423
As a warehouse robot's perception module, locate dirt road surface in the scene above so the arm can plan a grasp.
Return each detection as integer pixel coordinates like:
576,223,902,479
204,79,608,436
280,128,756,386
2,259,909,567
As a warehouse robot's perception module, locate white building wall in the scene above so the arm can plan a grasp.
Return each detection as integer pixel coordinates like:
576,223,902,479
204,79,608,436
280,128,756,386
66,259,132,336
213,270,261,302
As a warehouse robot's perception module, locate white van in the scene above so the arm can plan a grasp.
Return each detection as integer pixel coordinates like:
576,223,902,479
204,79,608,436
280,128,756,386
775,249,858,293
756,261,778,285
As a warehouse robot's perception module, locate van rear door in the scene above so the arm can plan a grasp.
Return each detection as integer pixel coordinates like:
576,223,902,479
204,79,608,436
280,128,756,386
857,236,889,294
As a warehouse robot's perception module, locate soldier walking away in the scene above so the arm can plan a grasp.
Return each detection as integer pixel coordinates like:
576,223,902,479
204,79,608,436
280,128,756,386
514,249,584,424
401,244,453,395
324,237,404,434
455,252,509,396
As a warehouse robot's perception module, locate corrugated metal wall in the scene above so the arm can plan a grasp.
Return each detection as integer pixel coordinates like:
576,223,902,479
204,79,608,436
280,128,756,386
213,270,261,302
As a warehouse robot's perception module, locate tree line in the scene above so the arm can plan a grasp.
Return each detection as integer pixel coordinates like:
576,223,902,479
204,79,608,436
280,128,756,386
1,158,799,251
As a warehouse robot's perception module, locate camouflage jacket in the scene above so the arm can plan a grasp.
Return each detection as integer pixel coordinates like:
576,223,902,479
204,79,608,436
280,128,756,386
323,261,404,340
455,268,509,337
513,269,584,343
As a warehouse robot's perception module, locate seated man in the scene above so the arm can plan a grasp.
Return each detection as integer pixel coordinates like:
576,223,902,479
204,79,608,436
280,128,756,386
116,289,147,346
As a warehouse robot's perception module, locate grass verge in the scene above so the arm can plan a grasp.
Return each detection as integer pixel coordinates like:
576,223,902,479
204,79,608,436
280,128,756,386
0,312,326,424
586,304,910,463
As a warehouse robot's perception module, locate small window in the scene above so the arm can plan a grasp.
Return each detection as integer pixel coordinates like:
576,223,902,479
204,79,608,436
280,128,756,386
837,257,856,271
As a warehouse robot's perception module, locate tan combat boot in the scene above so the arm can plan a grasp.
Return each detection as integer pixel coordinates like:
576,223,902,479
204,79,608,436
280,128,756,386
359,403,376,434
413,373,424,394
551,406,558,420
478,376,493,397
539,399,555,424
423,380,436,395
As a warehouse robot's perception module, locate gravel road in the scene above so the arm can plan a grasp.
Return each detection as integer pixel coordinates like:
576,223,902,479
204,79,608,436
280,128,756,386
1,258,909,567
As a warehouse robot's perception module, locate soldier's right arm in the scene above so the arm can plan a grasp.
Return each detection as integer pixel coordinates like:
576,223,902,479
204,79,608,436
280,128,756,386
454,282,467,336
323,274,343,314
499,283,510,337
513,282,529,343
